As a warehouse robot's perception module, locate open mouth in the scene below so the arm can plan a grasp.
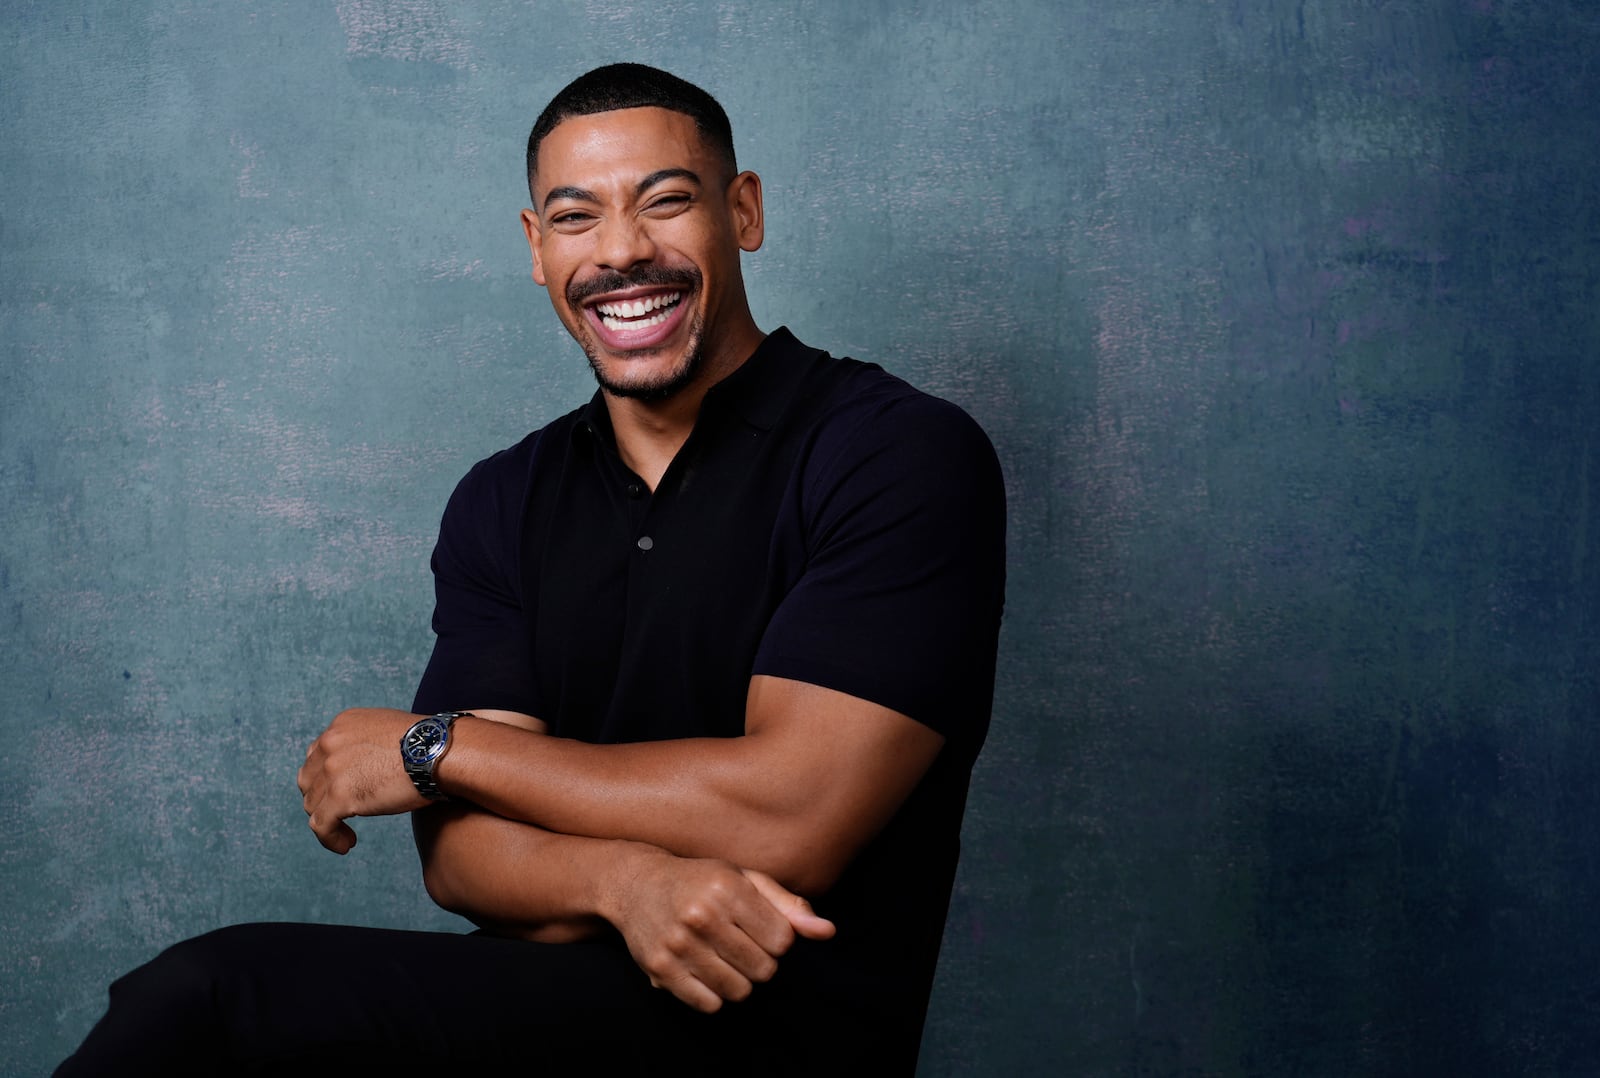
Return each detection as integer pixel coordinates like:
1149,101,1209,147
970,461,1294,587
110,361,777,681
583,288,690,351
593,291,683,333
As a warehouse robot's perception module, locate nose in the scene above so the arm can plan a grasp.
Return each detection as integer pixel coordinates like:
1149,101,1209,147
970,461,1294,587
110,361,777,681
593,214,657,273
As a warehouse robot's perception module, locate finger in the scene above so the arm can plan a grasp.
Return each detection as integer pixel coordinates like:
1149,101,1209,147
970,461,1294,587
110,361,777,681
694,916,782,986
653,966,728,1014
673,945,757,1008
743,870,836,941
296,754,327,810
702,875,792,961
669,884,784,985
308,812,358,855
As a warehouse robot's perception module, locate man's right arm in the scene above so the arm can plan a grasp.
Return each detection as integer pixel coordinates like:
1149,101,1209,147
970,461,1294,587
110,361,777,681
411,710,834,1013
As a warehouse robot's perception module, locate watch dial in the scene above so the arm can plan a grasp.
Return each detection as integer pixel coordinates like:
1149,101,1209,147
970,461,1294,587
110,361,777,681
403,720,442,763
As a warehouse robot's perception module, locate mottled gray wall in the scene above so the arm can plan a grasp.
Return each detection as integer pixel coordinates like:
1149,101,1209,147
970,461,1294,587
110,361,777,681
4,2,1597,1074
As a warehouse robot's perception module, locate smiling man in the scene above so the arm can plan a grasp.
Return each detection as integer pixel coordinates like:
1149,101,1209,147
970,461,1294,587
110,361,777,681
58,64,1005,1077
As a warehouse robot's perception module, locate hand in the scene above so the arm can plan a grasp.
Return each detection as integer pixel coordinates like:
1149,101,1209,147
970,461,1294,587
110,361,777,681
297,707,428,854
602,845,836,1013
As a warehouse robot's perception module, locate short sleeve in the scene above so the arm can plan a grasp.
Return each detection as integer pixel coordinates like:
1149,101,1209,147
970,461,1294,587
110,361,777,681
411,437,543,718
752,394,1006,752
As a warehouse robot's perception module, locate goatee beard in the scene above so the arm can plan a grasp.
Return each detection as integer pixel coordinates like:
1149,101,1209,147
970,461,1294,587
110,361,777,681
583,309,707,402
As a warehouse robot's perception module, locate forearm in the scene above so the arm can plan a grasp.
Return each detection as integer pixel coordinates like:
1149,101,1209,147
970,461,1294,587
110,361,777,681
413,802,654,942
433,721,806,887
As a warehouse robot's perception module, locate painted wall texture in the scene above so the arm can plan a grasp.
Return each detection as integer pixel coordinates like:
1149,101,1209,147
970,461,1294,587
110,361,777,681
4,1,1597,1073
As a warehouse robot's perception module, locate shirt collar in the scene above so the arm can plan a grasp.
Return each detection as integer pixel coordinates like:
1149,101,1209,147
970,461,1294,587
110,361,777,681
699,326,814,431
573,326,816,445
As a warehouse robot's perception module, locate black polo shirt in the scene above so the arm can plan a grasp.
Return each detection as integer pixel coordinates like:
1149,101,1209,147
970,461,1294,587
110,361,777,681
414,327,1005,1066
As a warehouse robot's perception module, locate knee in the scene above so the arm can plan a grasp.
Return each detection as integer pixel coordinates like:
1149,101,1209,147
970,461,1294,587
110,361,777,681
57,926,263,1077
108,924,264,1035
117,926,230,997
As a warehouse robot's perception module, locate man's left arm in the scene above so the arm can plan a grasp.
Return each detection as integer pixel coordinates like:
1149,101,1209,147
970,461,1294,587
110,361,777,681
304,676,942,896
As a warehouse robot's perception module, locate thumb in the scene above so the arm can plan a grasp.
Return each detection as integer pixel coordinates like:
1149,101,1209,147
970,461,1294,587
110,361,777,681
743,869,837,940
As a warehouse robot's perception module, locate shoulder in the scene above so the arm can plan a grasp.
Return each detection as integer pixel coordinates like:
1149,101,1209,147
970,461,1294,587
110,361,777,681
431,406,589,582
442,407,584,522
799,359,1004,507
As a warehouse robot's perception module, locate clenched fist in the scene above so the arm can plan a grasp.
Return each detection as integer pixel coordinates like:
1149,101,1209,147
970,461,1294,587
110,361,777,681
298,708,428,854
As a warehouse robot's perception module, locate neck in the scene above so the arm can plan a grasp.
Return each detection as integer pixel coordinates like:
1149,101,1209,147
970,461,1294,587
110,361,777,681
604,313,765,491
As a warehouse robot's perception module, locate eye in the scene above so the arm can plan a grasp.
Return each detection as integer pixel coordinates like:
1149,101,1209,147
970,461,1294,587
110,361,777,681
645,193,693,213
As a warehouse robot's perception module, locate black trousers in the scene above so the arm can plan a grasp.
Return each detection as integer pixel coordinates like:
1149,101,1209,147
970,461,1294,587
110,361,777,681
53,922,829,1077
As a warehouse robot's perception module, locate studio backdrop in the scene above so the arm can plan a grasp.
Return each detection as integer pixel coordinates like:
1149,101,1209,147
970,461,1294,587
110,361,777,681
3,2,1597,1074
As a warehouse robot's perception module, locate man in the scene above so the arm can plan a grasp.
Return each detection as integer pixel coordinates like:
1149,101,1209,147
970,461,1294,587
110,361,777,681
58,63,1004,1076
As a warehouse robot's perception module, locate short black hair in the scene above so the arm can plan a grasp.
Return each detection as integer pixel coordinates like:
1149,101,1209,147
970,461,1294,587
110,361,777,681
525,63,738,201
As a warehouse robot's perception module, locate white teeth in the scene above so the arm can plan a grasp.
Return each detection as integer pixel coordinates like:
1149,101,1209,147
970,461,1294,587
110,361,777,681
601,305,677,332
595,292,681,319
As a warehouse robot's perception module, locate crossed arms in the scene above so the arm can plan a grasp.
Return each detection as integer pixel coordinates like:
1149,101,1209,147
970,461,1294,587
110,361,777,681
298,388,1003,1012
298,673,944,1011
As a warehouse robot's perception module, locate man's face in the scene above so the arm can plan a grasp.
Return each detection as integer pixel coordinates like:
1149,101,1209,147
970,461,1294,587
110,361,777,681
522,107,762,401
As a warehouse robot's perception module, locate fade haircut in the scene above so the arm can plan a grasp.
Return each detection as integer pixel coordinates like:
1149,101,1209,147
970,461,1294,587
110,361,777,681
525,63,738,202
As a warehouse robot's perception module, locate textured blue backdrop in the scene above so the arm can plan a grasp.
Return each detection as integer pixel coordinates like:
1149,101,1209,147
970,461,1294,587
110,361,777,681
4,2,1598,1074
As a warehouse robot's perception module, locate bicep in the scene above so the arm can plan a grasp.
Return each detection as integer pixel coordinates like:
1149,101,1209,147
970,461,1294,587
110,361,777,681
753,397,1006,753
742,675,944,890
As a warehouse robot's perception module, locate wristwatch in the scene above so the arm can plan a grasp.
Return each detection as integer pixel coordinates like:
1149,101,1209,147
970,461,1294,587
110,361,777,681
400,711,472,801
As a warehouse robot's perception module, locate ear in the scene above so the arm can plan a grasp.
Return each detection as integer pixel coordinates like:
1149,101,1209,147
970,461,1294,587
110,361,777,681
520,208,547,286
727,171,764,253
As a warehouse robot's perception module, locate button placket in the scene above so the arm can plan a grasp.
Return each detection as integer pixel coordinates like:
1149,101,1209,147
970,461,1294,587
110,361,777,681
625,476,657,554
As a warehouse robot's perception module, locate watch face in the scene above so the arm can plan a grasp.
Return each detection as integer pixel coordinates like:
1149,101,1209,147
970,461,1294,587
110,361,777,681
402,718,447,765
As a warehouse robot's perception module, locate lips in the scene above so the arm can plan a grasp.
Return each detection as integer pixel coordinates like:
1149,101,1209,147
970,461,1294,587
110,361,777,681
583,288,691,351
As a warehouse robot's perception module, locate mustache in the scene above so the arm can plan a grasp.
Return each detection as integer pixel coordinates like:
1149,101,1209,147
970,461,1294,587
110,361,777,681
567,265,701,307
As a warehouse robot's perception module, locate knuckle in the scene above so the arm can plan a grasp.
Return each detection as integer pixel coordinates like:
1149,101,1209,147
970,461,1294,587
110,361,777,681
680,903,713,931
641,949,672,978
751,955,779,983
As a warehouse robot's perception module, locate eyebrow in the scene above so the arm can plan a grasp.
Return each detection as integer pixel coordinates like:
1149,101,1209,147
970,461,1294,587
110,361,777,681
542,168,703,211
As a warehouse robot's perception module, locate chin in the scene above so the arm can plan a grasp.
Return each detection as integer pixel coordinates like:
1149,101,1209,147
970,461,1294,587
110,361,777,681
583,318,706,402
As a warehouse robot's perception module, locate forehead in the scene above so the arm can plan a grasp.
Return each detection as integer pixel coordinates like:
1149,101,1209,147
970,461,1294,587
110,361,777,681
534,107,712,196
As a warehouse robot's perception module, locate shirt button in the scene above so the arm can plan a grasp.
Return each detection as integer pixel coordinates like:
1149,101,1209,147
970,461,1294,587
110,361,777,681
636,536,654,551
626,482,644,499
